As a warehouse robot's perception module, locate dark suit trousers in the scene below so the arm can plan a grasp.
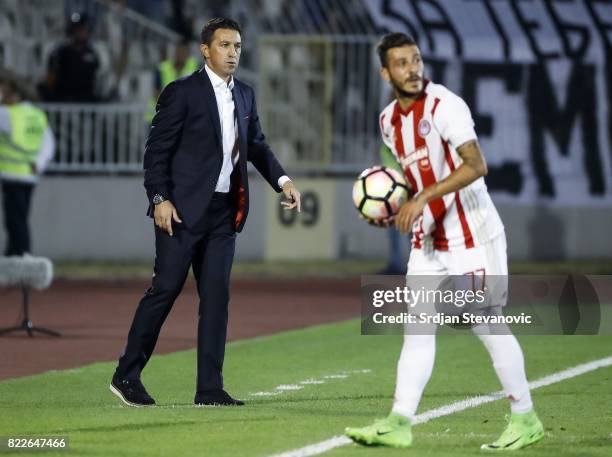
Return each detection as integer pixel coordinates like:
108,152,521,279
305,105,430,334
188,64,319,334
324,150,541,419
2,180,34,256
116,193,236,392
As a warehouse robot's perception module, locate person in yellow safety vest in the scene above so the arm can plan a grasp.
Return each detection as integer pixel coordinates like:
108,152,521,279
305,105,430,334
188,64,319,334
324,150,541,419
0,78,55,256
146,39,200,123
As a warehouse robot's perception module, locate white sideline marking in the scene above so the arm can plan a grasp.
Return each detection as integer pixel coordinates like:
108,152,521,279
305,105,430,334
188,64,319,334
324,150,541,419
251,391,283,397
268,356,612,457
277,385,304,391
248,369,372,398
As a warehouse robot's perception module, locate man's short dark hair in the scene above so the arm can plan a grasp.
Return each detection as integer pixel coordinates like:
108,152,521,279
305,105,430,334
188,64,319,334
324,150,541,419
201,18,242,45
377,33,417,67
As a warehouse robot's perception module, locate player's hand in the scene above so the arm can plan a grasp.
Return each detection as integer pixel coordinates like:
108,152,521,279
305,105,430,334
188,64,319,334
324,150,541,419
154,200,182,236
395,195,427,234
281,181,301,212
365,215,395,228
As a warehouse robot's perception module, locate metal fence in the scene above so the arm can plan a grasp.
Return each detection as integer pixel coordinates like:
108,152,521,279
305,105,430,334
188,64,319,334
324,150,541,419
41,103,147,173
259,35,384,173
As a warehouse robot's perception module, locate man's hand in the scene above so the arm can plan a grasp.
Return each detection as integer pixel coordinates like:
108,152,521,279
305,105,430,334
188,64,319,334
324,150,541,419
395,194,427,235
154,200,182,236
281,181,301,212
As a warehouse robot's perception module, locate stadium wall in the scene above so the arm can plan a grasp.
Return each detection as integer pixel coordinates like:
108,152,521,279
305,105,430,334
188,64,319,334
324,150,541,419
0,176,610,262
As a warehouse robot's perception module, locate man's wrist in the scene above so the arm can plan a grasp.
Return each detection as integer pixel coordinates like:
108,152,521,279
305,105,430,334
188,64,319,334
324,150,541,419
152,194,167,205
416,188,432,204
278,175,291,188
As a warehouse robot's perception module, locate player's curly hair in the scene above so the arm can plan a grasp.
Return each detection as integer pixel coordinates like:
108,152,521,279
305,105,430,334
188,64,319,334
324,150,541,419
201,17,242,45
377,33,417,68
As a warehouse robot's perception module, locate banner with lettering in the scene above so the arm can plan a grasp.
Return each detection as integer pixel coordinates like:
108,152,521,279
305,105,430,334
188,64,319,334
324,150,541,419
363,0,612,205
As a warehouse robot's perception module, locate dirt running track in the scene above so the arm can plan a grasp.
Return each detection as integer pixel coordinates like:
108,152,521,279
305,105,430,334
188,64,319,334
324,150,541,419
0,278,360,380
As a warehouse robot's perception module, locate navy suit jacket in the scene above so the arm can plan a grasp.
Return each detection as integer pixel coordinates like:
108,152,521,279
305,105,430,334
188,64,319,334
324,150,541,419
143,67,286,232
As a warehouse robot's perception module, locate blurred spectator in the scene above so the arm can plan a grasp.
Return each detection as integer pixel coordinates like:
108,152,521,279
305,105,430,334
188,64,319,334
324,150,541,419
0,78,55,256
39,12,100,102
169,0,194,37
146,39,199,123
64,0,101,28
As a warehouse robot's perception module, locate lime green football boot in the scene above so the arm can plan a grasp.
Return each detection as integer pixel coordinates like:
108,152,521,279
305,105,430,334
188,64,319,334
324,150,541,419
345,412,412,448
481,410,544,451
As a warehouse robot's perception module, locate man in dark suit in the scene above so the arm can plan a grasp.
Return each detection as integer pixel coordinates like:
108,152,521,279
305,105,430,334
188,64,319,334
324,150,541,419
110,18,301,407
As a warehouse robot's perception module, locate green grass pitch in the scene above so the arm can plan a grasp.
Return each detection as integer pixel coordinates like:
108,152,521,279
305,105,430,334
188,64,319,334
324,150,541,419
1,320,611,456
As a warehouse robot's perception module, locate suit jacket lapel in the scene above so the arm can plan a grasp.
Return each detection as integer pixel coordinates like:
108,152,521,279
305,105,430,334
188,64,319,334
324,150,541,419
232,84,248,171
197,68,223,150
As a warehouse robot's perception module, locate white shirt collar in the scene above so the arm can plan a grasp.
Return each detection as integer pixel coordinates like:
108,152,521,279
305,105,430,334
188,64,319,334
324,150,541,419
204,64,234,90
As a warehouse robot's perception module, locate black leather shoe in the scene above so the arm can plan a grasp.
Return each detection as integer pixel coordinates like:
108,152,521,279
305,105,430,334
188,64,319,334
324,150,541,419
110,375,156,407
194,389,245,406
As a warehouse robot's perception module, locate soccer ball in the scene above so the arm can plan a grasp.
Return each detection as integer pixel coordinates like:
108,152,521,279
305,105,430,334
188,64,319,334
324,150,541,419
352,166,410,225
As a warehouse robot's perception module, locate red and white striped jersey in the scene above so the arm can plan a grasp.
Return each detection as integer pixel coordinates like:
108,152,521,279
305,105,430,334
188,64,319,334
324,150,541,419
379,80,504,251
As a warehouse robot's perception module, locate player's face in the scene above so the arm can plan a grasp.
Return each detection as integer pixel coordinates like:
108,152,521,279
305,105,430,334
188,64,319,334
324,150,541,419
200,29,242,80
381,45,424,97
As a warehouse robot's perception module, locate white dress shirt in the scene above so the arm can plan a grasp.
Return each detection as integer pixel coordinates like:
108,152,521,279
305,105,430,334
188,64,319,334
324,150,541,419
204,64,290,193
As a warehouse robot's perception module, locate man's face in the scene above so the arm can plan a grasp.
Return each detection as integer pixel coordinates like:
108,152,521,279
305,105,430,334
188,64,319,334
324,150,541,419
381,45,424,97
200,28,241,79
72,24,90,45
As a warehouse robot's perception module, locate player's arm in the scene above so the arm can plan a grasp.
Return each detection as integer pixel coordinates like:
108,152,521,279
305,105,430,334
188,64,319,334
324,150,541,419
421,139,487,200
395,139,487,234
34,126,56,175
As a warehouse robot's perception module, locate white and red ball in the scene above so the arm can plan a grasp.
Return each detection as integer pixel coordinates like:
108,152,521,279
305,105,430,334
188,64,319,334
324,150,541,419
352,166,410,224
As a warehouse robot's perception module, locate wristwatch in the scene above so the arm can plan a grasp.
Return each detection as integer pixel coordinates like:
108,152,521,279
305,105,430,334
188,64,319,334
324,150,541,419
152,194,166,205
